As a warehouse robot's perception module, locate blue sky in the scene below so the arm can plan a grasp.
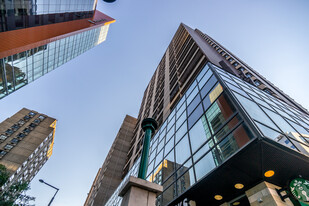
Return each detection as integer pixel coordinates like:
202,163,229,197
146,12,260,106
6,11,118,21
1,0,309,205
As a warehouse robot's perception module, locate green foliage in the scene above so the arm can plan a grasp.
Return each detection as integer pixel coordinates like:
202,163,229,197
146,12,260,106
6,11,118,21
0,164,35,206
0,165,9,186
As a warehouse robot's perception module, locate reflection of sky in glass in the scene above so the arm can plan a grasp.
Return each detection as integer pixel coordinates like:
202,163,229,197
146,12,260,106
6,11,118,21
0,24,110,99
216,66,309,158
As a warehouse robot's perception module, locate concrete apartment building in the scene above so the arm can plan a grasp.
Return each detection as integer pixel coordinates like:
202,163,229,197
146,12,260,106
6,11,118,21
0,0,115,99
0,108,56,193
86,24,309,206
84,115,137,206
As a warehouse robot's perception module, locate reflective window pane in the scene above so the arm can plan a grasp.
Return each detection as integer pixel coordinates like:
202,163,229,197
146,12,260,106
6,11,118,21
189,115,211,153
188,103,204,129
234,93,279,130
175,135,191,166
206,93,236,134
194,150,217,181
216,124,254,162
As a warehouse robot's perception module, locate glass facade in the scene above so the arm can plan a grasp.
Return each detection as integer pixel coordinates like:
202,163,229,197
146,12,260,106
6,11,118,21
105,62,309,206
214,65,309,155
0,0,96,32
0,24,110,99
105,63,257,206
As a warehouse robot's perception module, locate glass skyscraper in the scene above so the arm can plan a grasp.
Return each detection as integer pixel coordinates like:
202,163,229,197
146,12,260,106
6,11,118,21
0,0,115,99
86,24,309,206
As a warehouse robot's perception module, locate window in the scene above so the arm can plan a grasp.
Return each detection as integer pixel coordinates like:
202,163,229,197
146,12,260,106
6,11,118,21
228,58,233,62
5,129,13,135
0,150,7,158
233,62,239,67
17,133,26,139
10,138,19,145
38,115,45,121
23,128,30,134
11,124,19,131
4,144,14,150
234,93,279,130
188,104,204,129
29,123,37,128
189,115,211,153
216,123,254,162
194,150,217,181
18,120,25,126
0,134,7,141
28,111,36,117
238,67,245,72
245,72,252,78
254,80,261,86
175,135,191,165
206,93,236,134
263,88,272,95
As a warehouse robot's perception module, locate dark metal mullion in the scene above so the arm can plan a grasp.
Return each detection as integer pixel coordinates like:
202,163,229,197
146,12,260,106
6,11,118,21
195,118,245,166
45,44,49,74
213,65,306,154
1,59,9,95
209,63,261,140
196,66,222,166
271,106,309,144
184,92,196,185
11,55,16,90
253,120,300,152
25,50,28,84
190,111,239,158
31,49,34,81
53,41,57,70
42,46,45,76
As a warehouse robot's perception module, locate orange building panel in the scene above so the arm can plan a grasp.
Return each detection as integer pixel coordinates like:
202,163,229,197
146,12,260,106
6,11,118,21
0,10,115,59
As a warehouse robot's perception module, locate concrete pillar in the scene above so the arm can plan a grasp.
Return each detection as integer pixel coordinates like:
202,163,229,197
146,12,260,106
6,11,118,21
245,181,294,206
119,176,163,206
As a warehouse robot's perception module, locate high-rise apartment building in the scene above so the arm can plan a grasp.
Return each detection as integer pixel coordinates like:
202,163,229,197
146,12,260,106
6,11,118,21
0,0,115,99
86,24,309,206
84,115,137,206
0,108,56,194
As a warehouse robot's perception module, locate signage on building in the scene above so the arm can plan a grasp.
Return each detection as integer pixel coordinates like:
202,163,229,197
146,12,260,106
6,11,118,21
289,178,309,203
174,198,196,206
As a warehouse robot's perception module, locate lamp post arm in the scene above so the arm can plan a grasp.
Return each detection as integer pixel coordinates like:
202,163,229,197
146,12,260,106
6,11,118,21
42,182,59,191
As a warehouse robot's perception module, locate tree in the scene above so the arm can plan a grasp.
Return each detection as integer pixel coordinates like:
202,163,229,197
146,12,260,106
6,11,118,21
0,164,35,206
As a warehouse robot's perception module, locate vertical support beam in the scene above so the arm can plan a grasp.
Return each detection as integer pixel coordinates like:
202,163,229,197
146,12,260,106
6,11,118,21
138,118,158,180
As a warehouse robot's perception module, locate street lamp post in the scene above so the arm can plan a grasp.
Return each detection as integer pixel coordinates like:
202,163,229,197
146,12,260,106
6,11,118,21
39,179,59,206
138,118,158,180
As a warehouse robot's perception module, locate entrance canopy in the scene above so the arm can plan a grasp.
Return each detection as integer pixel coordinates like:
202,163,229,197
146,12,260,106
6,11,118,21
168,138,309,205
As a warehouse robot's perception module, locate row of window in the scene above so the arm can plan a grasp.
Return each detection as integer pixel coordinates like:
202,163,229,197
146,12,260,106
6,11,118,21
0,111,46,159
203,35,274,96
1,0,95,16
0,25,108,99
1,133,51,192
